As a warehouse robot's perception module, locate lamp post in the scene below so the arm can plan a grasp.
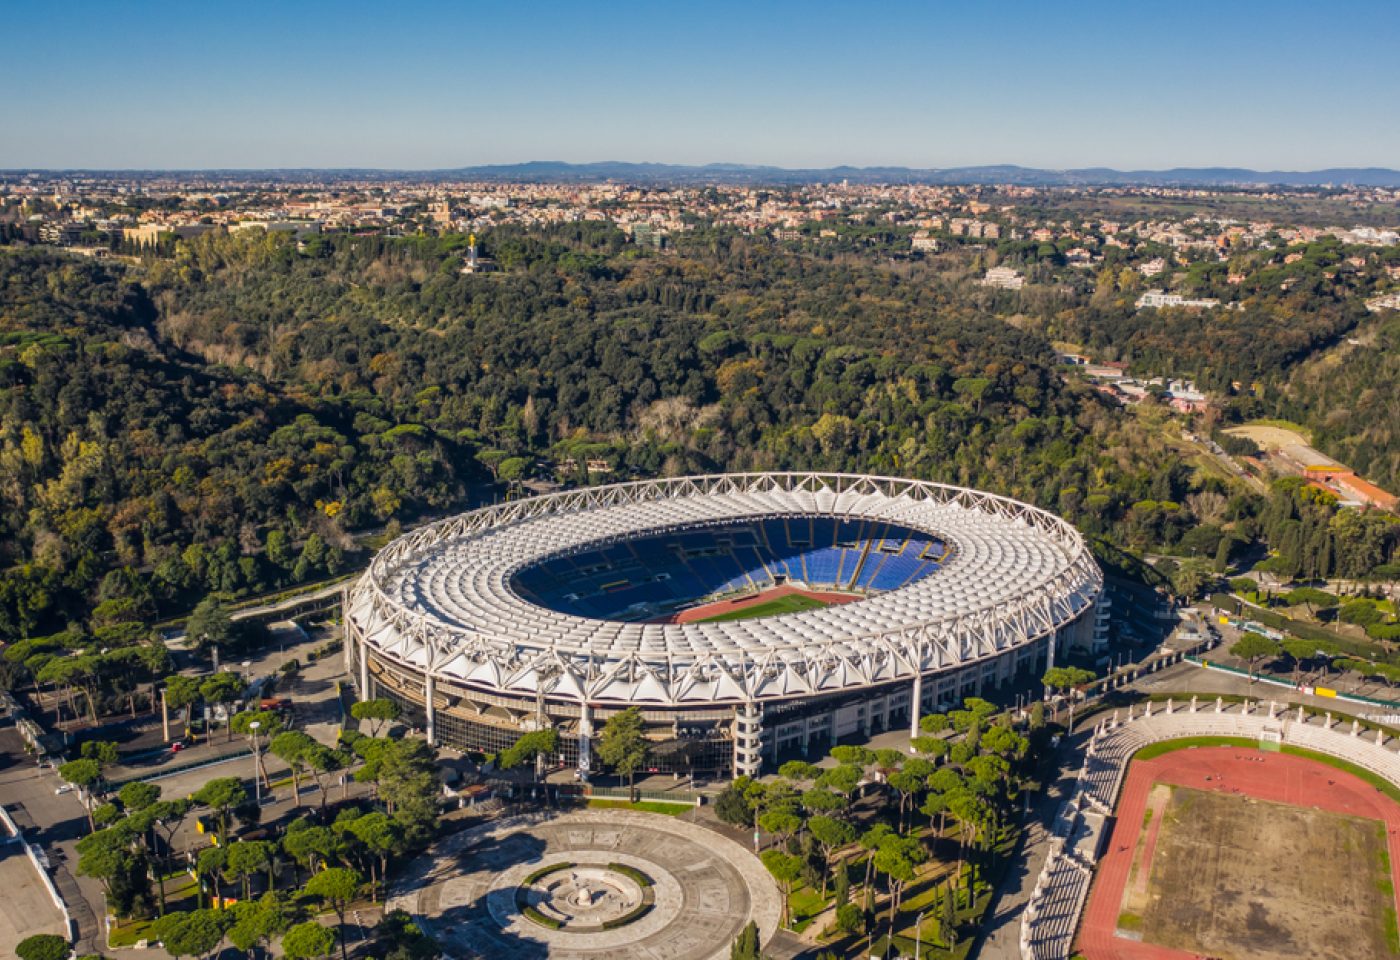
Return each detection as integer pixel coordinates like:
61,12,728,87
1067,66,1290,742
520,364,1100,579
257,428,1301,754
914,909,928,959
249,720,262,806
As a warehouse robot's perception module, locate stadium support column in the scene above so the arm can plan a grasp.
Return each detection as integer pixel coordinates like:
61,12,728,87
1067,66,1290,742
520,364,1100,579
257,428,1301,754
578,701,593,783
734,702,763,778
424,672,436,747
358,630,370,699
909,670,923,746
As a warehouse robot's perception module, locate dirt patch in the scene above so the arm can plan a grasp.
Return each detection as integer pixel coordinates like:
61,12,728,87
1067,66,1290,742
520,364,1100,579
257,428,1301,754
1139,785,1391,960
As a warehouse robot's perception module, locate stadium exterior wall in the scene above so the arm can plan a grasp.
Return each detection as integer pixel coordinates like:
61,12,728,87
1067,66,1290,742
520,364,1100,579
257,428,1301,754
342,472,1102,778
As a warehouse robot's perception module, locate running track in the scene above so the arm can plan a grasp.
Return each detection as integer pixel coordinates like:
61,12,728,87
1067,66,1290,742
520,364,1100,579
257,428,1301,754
1077,746,1400,959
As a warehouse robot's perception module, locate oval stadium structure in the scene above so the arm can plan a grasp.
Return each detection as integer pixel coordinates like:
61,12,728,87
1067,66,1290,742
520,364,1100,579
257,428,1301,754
344,473,1104,778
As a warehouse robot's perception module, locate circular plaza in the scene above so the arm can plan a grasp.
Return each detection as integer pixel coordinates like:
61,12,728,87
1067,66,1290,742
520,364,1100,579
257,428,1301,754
386,809,782,960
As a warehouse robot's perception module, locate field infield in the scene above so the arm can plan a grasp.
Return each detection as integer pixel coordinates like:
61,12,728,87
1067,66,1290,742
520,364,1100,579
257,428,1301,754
662,584,859,624
1078,745,1400,960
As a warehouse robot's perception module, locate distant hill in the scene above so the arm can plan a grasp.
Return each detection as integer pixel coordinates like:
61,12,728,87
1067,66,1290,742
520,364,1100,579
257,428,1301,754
6,162,1400,187
423,161,1400,188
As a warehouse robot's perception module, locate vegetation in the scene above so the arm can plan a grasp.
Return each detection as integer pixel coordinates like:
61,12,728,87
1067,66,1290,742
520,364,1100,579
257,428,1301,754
715,696,1040,952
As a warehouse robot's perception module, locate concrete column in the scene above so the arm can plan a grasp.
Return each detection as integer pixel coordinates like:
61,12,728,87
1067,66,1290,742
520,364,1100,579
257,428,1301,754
424,673,436,747
578,701,593,782
359,632,371,699
161,687,170,743
1045,630,1057,671
910,671,923,743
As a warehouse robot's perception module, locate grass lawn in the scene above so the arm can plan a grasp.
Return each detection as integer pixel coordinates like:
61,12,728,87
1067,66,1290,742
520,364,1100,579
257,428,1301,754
109,917,158,949
585,798,690,816
1131,736,1258,761
695,594,830,622
788,886,828,932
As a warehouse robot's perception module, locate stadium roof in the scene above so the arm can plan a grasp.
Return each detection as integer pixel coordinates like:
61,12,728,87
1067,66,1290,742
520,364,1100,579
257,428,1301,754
346,473,1102,706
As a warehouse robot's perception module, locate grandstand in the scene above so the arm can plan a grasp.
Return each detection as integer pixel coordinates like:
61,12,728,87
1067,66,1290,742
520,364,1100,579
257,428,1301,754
344,473,1102,779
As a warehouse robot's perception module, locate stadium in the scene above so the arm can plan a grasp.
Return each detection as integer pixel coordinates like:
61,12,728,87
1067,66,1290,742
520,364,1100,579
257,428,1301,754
343,473,1104,778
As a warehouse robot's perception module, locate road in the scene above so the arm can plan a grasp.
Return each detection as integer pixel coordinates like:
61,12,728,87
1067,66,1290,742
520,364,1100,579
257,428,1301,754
973,743,1084,960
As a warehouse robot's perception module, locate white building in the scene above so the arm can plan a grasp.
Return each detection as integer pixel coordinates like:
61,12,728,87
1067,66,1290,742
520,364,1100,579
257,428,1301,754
981,266,1024,289
1136,289,1219,310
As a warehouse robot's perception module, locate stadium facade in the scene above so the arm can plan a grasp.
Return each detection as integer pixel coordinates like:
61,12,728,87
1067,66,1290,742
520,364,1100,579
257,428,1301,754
343,473,1104,778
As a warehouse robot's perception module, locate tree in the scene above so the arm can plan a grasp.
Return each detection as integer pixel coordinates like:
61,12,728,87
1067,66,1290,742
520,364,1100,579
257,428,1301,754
228,893,290,959
1041,666,1095,721
194,777,247,846
808,815,856,896
231,709,282,788
872,833,926,934
730,919,761,960
282,821,340,879
349,698,401,737
59,757,103,830
305,867,362,960
1230,634,1282,682
152,908,229,959
596,706,649,799
1171,557,1214,600
271,730,316,806
197,845,229,908
187,596,234,660
225,840,273,901
760,849,803,928
497,728,559,779
200,672,245,742
345,811,403,902
17,934,69,960
282,921,337,960
119,780,162,814
77,822,152,917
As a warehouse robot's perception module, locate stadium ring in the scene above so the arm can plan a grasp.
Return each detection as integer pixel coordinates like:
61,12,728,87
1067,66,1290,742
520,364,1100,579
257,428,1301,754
343,472,1104,777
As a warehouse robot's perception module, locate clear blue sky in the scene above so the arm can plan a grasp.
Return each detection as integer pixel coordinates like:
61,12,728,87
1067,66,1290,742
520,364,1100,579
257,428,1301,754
4,0,1398,170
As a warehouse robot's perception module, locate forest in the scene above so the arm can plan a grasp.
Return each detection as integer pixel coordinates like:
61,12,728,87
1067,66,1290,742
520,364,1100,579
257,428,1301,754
1,226,1397,656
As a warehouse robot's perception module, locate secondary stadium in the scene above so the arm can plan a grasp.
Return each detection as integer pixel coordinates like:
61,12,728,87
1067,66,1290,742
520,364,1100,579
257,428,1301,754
343,473,1103,777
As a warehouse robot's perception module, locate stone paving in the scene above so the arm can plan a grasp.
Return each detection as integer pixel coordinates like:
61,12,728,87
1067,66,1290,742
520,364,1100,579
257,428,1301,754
388,809,781,960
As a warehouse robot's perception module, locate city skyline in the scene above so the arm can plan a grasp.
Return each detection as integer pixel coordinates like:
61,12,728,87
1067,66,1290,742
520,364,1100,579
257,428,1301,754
4,0,1399,171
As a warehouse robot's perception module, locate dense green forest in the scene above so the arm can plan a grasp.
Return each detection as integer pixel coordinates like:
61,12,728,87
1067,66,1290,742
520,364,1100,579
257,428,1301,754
1,228,1396,648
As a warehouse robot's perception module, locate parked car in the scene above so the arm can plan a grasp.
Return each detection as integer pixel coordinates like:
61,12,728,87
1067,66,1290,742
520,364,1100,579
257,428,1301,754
54,784,73,795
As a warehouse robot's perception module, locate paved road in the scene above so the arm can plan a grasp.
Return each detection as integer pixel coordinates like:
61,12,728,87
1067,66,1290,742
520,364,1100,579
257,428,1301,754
973,744,1083,960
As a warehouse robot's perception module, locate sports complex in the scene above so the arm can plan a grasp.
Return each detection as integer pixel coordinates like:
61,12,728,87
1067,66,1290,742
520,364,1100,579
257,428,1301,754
343,472,1104,778
1023,698,1400,960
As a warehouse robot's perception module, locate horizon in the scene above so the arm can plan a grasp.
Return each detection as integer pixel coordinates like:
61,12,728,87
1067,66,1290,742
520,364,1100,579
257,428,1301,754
5,0,1399,170
5,159,1400,175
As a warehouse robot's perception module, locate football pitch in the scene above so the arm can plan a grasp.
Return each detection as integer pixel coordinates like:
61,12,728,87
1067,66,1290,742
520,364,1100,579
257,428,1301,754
692,593,831,622
1120,783,1397,960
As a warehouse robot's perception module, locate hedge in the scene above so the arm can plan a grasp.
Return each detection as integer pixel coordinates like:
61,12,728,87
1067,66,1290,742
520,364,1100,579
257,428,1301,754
523,861,574,885
522,905,563,929
607,862,654,888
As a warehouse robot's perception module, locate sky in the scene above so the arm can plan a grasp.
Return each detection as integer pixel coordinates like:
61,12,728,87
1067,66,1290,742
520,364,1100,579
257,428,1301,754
4,0,1399,171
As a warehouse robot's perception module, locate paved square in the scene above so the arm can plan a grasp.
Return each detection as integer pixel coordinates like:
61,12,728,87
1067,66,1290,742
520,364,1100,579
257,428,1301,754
1123,784,1393,960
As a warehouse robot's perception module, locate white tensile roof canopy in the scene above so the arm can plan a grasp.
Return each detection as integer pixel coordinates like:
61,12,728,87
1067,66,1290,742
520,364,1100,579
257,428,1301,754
346,473,1101,706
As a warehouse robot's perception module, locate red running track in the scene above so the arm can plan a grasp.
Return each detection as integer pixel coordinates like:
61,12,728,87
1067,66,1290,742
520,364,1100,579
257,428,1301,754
1076,746,1400,960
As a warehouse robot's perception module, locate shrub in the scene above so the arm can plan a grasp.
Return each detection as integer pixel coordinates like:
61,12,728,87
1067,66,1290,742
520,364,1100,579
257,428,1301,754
522,905,562,929
607,862,653,887
601,901,653,929
523,861,573,885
